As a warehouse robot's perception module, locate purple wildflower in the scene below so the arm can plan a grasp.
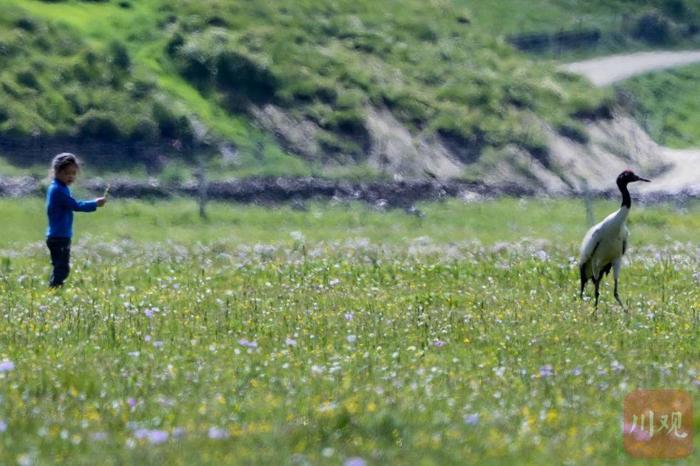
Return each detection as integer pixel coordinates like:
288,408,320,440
344,312,354,321
0,420,6,432
432,340,447,348
464,413,480,426
90,432,107,441
344,457,367,466
539,364,554,378
285,337,297,346
146,430,168,445
238,338,258,349
208,426,228,439
0,360,15,373
134,429,168,444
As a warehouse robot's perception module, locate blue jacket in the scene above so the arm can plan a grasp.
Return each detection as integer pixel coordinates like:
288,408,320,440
46,179,97,238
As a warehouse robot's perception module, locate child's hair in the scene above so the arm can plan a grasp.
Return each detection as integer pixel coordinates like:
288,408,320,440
50,152,81,177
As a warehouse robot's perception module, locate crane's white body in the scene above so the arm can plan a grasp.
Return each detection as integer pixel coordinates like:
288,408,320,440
579,206,629,282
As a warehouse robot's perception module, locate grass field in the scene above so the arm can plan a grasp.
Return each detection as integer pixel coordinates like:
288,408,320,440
0,198,698,464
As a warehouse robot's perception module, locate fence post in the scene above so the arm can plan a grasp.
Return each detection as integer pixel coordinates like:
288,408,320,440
190,118,209,220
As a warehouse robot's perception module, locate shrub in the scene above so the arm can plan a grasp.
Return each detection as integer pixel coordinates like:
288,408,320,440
14,17,37,32
76,110,125,140
661,0,688,19
152,101,179,138
109,41,130,70
130,117,159,141
165,31,185,57
16,70,40,89
633,12,673,44
215,49,277,102
557,122,589,144
176,39,216,87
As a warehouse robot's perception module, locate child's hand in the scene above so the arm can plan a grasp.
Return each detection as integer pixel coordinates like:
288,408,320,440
96,197,107,207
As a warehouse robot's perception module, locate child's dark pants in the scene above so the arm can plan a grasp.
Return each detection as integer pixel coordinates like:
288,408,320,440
47,237,71,287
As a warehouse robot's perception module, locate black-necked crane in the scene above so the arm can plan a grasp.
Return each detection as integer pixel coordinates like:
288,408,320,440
579,170,650,308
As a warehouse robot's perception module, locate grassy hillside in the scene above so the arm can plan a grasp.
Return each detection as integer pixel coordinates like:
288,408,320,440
2,0,698,178
463,0,700,57
464,0,700,33
0,0,614,177
618,63,700,148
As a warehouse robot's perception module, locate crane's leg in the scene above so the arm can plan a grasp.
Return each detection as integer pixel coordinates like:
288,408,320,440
588,275,600,318
613,260,626,311
579,264,586,299
593,276,600,309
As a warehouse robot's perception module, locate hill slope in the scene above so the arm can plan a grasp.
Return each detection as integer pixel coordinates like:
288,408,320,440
0,0,698,186
0,0,613,176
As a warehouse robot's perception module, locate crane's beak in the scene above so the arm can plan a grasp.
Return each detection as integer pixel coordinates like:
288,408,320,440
636,176,651,182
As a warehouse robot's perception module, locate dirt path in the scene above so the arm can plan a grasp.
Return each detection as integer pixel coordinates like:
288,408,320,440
638,147,700,195
563,50,700,194
561,50,700,86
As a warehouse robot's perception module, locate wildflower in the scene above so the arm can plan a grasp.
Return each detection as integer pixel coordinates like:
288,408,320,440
571,367,583,376
208,426,228,439
153,341,164,348
146,430,168,445
0,420,6,432
285,338,297,346
134,429,168,445
539,364,554,378
0,360,15,373
432,340,447,348
344,312,354,321
346,335,357,344
464,413,480,426
534,250,549,261
344,457,367,466
238,338,258,349
90,432,107,441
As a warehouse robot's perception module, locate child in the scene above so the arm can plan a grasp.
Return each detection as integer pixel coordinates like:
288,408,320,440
46,153,107,288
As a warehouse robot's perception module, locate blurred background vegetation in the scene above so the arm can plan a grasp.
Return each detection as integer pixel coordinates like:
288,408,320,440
0,0,699,179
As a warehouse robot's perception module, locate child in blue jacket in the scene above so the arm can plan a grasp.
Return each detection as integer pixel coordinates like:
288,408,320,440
46,153,107,287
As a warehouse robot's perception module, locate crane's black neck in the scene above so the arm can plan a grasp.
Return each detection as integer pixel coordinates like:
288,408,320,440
617,180,631,209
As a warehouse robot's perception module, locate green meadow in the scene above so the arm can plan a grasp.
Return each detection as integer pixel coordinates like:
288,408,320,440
0,198,698,464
